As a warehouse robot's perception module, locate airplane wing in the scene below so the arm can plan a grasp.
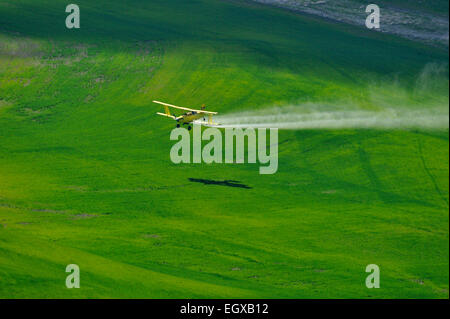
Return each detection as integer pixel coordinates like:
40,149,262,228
153,100,218,115
156,112,183,120
156,112,176,119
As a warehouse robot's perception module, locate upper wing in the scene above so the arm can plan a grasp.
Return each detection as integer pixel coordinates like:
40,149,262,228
153,100,218,115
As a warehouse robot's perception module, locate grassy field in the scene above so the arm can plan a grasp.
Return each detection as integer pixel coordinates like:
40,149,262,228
0,0,448,298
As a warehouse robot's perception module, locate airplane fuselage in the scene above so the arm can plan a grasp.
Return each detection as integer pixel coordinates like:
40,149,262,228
178,112,205,125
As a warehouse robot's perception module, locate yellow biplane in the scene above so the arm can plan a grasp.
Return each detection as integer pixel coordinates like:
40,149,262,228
153,100,218,130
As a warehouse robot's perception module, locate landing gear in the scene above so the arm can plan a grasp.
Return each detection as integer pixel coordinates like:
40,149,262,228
176,123,180,128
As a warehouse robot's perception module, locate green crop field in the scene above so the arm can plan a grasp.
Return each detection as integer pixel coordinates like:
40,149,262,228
0,0,448,298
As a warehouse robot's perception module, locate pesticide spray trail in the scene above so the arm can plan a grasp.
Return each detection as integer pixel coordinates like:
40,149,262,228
211,105,449,130
197,64,449,131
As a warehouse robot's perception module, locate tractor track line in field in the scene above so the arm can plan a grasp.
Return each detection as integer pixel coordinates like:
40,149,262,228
417,137,449,208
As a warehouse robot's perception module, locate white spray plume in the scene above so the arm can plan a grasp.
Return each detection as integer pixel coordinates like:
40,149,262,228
212,63,449,131
214,105,449,130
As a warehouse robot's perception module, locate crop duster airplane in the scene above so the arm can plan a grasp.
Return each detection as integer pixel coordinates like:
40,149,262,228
153,100,218,130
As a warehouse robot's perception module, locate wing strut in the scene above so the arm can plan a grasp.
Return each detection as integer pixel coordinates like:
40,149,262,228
164,105,171,116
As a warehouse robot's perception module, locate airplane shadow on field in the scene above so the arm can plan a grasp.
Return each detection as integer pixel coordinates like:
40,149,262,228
188,178,252,189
